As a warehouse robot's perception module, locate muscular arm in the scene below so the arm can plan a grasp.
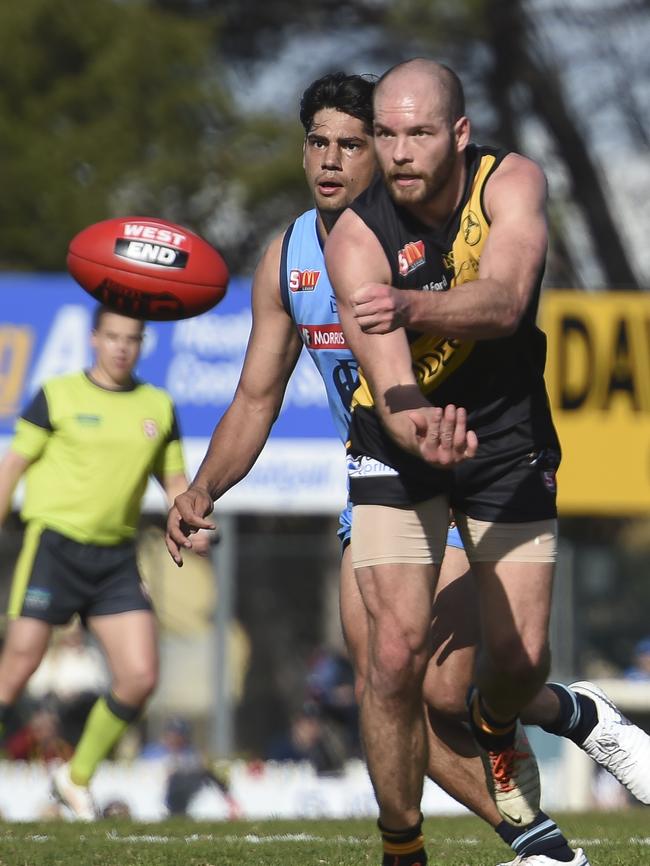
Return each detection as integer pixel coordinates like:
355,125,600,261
351,154,549,339
166,233,303,562
326,210,422,428
326,211,476,463
0,449,31,525
192,234,303,498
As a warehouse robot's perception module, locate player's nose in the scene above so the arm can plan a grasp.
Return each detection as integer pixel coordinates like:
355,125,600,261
321,144,342,169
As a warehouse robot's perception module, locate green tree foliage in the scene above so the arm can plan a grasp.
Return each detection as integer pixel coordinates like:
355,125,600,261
0,0,306,272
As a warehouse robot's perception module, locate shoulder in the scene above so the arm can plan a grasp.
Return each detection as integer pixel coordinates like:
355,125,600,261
325,207,392,287
261,209,317,268
134,381,176,412
484,152,547,218
488,152,547,193
42,370,85,392
326,208,376,257
254,222,295,284
38,371,87,404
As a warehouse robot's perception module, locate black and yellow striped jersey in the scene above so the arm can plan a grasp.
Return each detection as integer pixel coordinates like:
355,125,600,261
346,144,557,503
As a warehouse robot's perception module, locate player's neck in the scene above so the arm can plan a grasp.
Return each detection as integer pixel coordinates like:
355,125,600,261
88,365,135,391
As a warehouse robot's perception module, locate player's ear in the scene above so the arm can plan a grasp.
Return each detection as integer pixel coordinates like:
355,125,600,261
454,116,470,152
302,138,307,170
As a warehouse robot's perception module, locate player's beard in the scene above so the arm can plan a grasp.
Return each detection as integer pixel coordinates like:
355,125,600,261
384,135,457,208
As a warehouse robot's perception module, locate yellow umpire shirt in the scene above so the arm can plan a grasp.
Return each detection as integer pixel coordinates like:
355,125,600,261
10,371,185,545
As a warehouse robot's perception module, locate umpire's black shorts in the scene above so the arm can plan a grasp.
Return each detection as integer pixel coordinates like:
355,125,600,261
8,524,153,625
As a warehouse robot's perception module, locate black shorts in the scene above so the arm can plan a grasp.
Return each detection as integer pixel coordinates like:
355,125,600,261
9,525,153,625
349,418,561,523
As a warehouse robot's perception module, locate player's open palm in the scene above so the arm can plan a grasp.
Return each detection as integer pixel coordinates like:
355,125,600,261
408,404,478,467
165,486,215,566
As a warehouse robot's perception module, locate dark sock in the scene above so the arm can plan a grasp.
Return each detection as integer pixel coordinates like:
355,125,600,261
467,689,517,751
379,813,427,866
496,811,575,862
542,683,598,745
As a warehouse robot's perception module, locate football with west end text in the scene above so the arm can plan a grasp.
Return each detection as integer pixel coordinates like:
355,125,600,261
67,216,229,321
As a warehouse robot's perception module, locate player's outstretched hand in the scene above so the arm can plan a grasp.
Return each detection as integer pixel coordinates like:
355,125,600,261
408,404,478,467
165,485,215,567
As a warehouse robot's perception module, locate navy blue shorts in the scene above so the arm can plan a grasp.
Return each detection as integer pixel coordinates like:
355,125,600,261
10,525,153,624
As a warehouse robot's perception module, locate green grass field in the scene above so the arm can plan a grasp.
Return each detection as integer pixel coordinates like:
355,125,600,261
0,811,648,866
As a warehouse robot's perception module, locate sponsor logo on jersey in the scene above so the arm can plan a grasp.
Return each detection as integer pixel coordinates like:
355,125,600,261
299,324,348,350
398,240,426,276
142,419,158,438
346,454,399,478
289,269,321,292
462,210,482,246
75,413,101,426
421,273,449,293
114,238,188,268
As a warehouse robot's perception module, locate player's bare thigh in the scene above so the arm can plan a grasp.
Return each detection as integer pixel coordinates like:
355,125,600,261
455,515,557,704
352,500,447,679
0,617,52,702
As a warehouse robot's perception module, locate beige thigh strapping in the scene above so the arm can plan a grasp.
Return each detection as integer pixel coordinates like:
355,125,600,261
454,514,558,563
351,497,448,568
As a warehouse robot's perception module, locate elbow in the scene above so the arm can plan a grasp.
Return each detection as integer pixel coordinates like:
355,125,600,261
497,302,525,337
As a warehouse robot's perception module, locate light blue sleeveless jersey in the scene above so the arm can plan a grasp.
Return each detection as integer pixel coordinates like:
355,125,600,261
279,208,464,552
279,209,359,443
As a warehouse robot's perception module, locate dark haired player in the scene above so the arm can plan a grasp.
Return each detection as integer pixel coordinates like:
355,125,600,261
168,71,649,866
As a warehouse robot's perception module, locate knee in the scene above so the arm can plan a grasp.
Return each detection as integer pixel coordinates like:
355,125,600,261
423,653,474,720
3,644,43,682
424,683,468,720
114,663,158,703
368,631,428,699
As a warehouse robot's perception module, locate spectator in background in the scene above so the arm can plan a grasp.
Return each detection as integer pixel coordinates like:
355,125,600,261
266,700,347,775
4,702,73,764
623,638,650,681
140,715,240,818
140,715,199,764
306,647,360,758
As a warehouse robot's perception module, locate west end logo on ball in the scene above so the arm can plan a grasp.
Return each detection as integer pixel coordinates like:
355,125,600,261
114,223,189,269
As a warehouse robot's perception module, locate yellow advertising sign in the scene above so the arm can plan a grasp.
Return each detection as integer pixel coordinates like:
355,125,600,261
540,291,650,514
0,326,33,419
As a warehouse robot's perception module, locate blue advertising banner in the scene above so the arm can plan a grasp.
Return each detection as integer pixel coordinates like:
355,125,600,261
1,274,346,513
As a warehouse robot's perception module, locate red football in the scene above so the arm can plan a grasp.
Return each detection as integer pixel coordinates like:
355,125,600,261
67,216,229,321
